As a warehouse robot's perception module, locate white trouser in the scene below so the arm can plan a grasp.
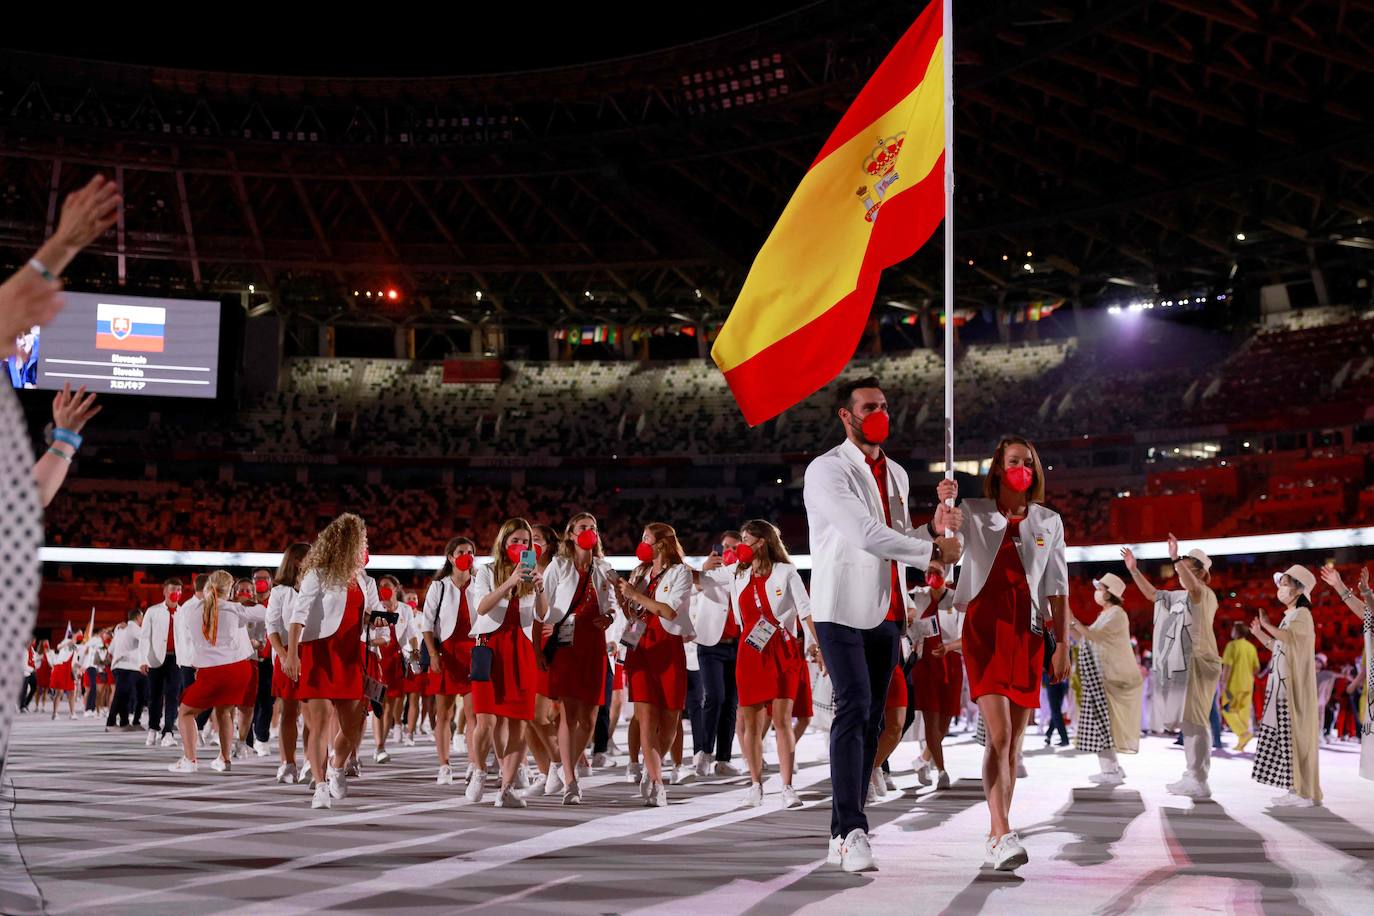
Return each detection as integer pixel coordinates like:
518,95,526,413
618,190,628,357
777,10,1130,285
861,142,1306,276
1098,749,1121,773
1181,722,1210,782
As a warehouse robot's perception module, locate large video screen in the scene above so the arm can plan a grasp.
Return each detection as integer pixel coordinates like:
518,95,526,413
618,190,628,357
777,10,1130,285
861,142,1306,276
5,292,221,398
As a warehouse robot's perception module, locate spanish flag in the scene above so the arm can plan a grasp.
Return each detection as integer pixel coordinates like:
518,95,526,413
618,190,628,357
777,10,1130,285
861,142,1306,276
712,1,946,425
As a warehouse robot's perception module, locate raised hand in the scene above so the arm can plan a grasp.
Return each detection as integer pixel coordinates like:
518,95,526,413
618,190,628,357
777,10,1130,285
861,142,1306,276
1319,566,1345,592
1361,567,1370,591
52,383,101,433
53,175,121,254
1167,533,1180,562
1121,547,1138,572
933,503,964,535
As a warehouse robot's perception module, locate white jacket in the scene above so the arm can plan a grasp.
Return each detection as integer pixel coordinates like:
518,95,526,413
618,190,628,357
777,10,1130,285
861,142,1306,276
699,564,812,634
468,565,539,639
538,556,620,643
908,586,959,654
174,597,201,667
288,570,382,643
264,585,296,654
110,623,143,672
139,603,177,668
184,600,268,668
803,439,937,628
950,498,1068,633
691,567,736,647
626,563,695,639
421,575,480,642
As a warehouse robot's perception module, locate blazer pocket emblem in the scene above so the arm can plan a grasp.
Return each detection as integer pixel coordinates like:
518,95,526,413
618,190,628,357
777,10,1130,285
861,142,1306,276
1035,536,1045,548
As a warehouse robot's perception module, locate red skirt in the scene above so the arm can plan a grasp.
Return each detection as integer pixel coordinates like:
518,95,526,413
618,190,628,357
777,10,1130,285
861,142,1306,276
378,645,406,693
963,518,1042,709
36,663,51,691
272,656,302,702
885,664,908,710
434,629,475,697
547,612,610,707
613,660,625,691
297,586,366,702
49,665,75,692
183,659,255,709
738,633,803,707
912,648,963,718
793,665,814,718
625,617,687,711
470,624,537,721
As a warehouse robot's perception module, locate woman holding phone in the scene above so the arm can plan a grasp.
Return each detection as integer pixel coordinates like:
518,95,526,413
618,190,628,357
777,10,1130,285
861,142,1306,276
468,518,549,807
540,512,619,805
617,522,695,807
421,537,480,787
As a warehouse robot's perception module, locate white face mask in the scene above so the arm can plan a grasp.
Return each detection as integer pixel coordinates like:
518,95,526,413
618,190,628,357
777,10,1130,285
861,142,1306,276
1093,590,1107,607
1276,585,1297,606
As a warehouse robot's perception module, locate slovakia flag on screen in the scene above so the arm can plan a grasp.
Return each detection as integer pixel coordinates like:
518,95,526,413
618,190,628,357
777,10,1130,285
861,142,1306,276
96,302,166,353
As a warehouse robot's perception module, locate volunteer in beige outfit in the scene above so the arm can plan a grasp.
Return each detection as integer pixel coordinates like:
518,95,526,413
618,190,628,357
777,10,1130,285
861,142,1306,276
1251,564,1321,806
1319,564,1373,781
1069,573,1142,785
1122,534,1220,799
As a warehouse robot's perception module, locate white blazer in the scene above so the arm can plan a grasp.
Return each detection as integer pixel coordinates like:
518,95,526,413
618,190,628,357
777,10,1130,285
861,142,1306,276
950,498,1068,633
421,575,480,642
907,586,960,653
803,439,936,629
185,600,268,668
287,569,382,643
691,567,735,647
699,564,812,634
138,602,176,668
468,565,538,639
627,563,695,639
538,556,620,642
110,623,143,672
264,584,296,651
174,597,201,667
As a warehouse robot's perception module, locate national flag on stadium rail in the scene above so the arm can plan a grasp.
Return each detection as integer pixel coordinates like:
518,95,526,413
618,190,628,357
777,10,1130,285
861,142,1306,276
96,302,167,353
710,0,947,425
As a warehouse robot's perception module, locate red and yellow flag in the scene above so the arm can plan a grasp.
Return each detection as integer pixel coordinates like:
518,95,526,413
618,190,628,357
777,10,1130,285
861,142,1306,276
712,1,946,425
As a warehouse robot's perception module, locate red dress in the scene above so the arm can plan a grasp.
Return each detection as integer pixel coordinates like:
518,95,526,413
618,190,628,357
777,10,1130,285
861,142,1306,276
625,572,688,710
49,657,75,692
36,654,52,691
272,655,302,701
470,596,536,720
548,566,610,706
377,624,406,694
884,664,909,709
736,575,803,707
184,659,256,709
962,515,1042,709
911,604,963,718
297,583,366,701
434,590,476,697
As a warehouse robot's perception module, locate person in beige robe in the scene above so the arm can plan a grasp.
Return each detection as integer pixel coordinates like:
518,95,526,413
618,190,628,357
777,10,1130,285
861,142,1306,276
1319,565,1373,781
1071,573,1143,784
1253,565,1321,806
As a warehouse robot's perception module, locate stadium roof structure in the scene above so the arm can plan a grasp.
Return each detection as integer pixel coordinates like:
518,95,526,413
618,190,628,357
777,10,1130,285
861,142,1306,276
1,0,1371,334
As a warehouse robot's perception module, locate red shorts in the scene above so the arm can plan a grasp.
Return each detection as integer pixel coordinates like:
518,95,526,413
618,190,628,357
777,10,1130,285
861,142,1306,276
885,665,908,710
183,660,255,709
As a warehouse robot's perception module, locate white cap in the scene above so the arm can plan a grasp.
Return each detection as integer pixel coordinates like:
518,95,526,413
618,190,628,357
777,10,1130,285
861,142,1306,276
1092,573,1126,599
1272,565,1316,597
1185,548,1212,572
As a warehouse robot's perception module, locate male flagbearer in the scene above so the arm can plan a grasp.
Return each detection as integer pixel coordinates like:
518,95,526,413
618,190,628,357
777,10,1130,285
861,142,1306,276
805,377,962,872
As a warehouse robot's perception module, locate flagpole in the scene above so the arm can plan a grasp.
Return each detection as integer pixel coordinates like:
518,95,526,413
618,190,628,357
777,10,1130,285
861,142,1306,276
942,0,956,534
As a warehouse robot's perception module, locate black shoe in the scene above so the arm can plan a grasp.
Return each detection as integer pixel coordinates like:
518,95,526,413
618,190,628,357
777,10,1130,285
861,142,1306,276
1058,738,1069,747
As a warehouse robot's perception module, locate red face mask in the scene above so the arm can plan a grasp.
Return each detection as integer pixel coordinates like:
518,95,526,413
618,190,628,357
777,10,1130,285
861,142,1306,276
406,597,418,608
734,543,755,564
926,569,946,591
378,587,394,602
576,529,599,550
167,590,181,605
506,544,527,565
721,548,737,565
1004,465,1034,493
237,590,253,602
255,579,270,594
454,553,474,572
635,542,655,563
859,411,889,445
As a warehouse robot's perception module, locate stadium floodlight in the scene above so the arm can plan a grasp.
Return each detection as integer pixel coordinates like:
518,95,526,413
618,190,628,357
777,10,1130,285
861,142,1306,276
1107,305,1122,315
1236,232,1246,240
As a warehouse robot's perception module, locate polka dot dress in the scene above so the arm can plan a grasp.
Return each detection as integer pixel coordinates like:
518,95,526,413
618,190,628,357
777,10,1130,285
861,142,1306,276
0,384,41,769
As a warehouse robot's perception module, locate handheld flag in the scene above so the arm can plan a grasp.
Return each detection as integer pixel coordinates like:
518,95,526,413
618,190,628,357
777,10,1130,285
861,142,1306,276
712,0,947,424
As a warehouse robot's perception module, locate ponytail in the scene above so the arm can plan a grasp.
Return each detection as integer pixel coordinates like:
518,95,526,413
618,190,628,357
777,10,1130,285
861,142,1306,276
203,587,219,643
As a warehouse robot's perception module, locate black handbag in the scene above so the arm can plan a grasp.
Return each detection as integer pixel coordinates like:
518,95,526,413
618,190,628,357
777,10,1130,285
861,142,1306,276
470,641,493,682
1043,629,1058,678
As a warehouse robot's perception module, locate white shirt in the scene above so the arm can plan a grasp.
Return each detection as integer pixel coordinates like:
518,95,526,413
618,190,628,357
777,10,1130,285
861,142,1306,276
139,602,177,668
110,623,143,671
421,575,480,642
287,570,381,643
184,599,268,668
468,565,539,639
803,439,936,629
700,563,812,633
175,597,202,667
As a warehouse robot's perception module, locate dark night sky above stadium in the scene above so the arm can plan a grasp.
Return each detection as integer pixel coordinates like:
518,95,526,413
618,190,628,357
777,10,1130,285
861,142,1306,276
7,3,817,76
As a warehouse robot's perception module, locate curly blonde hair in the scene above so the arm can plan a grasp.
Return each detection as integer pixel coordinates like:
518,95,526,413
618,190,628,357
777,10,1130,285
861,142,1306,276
302,513,368,588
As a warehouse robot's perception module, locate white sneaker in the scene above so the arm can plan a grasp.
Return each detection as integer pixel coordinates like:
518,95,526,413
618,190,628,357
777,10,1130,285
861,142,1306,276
639,770,653,799
69,713,78,720
465,763,478,783
1166,775,1211,799
1271,791,1315,808
827,836,844,866
326,767,347,800
984,835,997,867
146,729,158,747
167,757,199,774
653,782,668,807
672,764,691,785
936,769,951,789
344,757,361,778
311,783,332,809
160,733,178,748
1089,769,1125,786
914,759,933,786
254,742,270,757
299,761,312,785
883,772,897,792
514,766,531,790
1016,762,1029,778
420,720,433,736
606,739,622,756
591,752,612,768
270,726,280,739
210,757,231,773
840,828,875,873
403,732,416,747
544,768,564,797
276,762,299,784
495,786,527,808
666,764,681,785
782,785,803,809
452,736,467,756
626,761,643,783
464,776,484,804
745,782,764,807
867,780,879,804
693,750,712,777
714,761,742,777
563,781,582,806
436,765,454,786
576,762,592,779
374,749,391,764
991,831,1029,871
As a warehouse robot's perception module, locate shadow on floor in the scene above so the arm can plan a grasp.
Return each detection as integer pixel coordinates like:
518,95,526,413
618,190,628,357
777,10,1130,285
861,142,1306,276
1268,804,1374,890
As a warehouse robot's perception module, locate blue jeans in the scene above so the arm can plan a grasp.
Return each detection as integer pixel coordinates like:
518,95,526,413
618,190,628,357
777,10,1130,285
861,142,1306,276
697,642,739,761
816,619,899,839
